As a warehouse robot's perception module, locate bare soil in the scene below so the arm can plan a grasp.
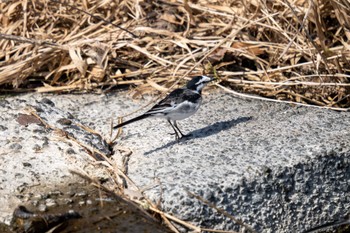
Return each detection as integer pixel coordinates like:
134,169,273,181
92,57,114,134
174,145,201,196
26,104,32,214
1,183,171,233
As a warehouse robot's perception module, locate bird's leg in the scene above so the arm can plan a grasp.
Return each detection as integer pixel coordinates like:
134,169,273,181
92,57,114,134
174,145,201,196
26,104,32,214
167,120,180,140
174,121,190,138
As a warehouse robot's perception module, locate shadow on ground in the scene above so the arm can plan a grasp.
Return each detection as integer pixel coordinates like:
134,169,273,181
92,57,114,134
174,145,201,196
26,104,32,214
145,116,252,155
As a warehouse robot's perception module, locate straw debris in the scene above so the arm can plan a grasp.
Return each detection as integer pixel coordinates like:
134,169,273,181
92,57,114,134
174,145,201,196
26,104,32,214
1,0,350,108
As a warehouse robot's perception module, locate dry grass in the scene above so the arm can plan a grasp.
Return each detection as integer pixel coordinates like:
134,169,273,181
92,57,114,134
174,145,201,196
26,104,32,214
1,0,350,109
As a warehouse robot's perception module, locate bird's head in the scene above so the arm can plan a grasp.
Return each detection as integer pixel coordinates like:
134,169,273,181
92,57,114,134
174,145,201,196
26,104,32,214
186,75,214,93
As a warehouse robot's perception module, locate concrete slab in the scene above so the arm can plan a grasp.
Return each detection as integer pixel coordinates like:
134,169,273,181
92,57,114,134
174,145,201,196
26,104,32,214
0,91,349,232
114,92,350,232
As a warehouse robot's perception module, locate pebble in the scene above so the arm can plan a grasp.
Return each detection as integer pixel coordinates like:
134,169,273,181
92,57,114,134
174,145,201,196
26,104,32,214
45,198,57,208
38,204,47,212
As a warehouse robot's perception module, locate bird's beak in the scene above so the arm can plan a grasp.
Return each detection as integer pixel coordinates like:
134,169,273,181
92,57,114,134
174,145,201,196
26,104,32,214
201,75,215,83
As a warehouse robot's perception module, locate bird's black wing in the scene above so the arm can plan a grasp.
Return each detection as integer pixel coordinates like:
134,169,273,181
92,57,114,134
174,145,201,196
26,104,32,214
145,88,201,115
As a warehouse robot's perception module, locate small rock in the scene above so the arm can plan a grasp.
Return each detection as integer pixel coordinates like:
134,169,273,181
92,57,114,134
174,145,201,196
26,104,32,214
10,143,22,150
63,198,74,205
38,204,47,212
16,114,41,126
48,190,62,197
33,194,43,199
40,98,55,106
66,148,76,154
32,144,41,152
76,191,88,198
22,162,32,168
15,173,24,179
45,198,57,208
31,200,39,206
0,99,9,107
0,125,8,131
33,129,47,134
57,118,72,125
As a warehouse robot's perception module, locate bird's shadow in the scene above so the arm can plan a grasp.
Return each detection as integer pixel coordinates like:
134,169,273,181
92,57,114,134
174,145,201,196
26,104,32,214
144,116,252,155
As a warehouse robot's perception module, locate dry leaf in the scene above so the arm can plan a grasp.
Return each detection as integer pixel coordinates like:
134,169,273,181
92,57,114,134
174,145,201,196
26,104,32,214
16,113,42,126
160,13,181,25
207,48,227,62
68,47,87,76
231,42,265,56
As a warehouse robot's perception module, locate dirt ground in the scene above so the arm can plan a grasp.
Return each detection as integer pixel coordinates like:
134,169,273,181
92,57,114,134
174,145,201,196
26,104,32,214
0,182,171,233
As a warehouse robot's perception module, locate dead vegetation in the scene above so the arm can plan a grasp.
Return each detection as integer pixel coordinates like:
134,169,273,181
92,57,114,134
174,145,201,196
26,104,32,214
1,0,350,109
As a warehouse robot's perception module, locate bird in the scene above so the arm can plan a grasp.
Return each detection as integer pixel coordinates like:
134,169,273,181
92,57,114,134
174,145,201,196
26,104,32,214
113,75,213,140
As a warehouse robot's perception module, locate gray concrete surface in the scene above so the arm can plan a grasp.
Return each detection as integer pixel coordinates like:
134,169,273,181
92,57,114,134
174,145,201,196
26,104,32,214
0,91,349,232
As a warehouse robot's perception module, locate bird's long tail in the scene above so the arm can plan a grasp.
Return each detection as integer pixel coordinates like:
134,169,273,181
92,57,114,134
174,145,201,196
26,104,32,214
113,114,149,129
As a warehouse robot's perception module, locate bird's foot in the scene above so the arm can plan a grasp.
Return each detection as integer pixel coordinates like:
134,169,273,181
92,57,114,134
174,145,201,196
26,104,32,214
177,133,192,142
182,133,192,138
169,132,192,142
169,132,180,141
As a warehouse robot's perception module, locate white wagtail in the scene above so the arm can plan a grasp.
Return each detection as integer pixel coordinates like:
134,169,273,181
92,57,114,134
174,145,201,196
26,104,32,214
113,75,213,140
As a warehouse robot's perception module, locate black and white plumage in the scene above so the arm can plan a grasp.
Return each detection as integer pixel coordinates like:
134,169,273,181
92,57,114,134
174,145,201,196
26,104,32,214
113,75,213,140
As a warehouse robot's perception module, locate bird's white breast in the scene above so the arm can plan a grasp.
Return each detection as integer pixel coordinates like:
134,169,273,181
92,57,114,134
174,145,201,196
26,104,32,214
163,99,202,120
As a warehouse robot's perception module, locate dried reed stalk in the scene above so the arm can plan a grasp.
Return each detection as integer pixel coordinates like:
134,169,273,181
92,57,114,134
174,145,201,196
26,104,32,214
0,0,350,108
